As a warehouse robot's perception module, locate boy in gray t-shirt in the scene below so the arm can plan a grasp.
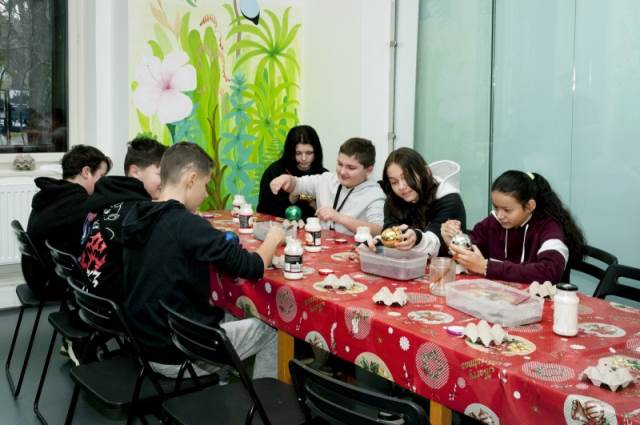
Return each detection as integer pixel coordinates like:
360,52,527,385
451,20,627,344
270,137,385,236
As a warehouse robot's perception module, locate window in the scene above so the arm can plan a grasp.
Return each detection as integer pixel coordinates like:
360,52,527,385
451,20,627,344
0,0,67,153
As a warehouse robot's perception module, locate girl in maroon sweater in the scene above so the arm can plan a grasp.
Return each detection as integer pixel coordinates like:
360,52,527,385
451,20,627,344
442,171,585,283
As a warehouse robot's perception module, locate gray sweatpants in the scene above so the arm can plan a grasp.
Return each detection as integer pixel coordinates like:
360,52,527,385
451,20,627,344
150,315,278,380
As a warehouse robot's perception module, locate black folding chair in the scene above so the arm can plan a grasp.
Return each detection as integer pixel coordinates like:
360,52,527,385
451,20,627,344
161,302,306,425
64,279,217,425
5,220,61,398
594,264,640,302
33,240,102,425
289,359,429,425
567,245,618,295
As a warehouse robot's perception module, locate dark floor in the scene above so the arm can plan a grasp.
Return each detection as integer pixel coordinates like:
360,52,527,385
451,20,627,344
0,305,162,425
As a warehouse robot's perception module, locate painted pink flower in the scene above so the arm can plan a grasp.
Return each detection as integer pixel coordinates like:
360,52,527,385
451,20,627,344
133,51,196,124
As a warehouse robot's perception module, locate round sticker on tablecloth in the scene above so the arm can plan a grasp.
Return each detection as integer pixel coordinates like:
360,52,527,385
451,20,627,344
312,280,368,295
355,352,394,382
464,403,500,425
626,336,640,352
304,331,329,352
610,301,639,314
330,252,359,262
406,292,437,304
507,323,543,333
465,335,536,356
415,342,449,389
563,394,617,425
579,322,626,338
344,307,374,339
522,361,575,382
598,355,640,384
235,296,259,318
276,286,297,322
408,310,454,325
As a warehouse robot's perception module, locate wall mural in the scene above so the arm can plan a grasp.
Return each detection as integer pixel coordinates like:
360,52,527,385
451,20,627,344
129,0,301,209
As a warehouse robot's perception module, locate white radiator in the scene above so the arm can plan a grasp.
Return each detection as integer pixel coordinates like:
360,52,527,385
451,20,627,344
0,177,38,266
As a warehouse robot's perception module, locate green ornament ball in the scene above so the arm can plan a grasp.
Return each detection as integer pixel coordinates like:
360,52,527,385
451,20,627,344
285,205,302,221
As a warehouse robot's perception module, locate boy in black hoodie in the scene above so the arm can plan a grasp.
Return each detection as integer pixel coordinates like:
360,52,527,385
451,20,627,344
79,137,167,303
25,145,111,298
122,142,285,379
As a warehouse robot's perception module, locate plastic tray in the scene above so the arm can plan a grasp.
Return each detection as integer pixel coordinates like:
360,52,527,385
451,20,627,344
445,279,543,327
358,246,428,281
252,221,282,241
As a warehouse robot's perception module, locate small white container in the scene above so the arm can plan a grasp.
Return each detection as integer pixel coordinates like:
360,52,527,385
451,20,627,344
354,226,371,244
238,203,254,234
231,194,246,222
304,217,322,252
284,238,304,280
553,283,579,336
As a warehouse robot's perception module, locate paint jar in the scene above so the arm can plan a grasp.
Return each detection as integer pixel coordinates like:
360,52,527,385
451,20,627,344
284,238,304,280
238,203,254,234
304,217,322,252
231,194,246,223
553,283,579,337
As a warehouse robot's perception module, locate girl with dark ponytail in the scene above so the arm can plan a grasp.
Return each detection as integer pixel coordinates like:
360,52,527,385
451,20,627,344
442,170,585,283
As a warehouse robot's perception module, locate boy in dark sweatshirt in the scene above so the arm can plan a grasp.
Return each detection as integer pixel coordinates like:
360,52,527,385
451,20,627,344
79,137,167,303
122,142,284,378
25,145,111,298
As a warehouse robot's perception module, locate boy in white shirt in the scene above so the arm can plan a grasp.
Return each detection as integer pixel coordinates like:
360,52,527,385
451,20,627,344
270,137,385,236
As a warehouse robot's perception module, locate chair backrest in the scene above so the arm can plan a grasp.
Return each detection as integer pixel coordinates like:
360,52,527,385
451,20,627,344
289,359,429,425
568,245,618,287
45,239,93,290
11,220,45,264
594,264,640,302
160,301,272,425
68,277,166,395
428,160,460,193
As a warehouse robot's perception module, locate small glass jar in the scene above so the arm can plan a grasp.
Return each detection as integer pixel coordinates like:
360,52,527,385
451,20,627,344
553,283,579,336
429,257,455,296
284,238,304,280
238,203,254,234
304,217,322,252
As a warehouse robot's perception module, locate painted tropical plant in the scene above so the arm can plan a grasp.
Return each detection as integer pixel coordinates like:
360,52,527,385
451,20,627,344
130,0,300,209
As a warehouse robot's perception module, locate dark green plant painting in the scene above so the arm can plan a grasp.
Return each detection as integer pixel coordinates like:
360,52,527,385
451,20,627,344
129,0,300,209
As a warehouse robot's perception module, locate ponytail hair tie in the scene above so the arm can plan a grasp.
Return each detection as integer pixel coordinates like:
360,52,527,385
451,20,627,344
526,172,535,180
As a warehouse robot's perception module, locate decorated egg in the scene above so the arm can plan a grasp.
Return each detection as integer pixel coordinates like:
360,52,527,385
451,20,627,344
285,205,302,221
380,226,401,248
451,233,472,250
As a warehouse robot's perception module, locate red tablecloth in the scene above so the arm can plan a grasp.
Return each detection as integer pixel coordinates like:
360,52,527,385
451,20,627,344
208,212,640,425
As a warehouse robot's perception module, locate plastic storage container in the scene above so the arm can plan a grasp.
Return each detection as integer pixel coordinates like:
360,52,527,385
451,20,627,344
358,246,428,281
252,221,282,241
445,279,543,327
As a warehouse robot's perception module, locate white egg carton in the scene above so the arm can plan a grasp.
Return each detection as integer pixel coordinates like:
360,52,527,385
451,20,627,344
529,280,557,298
464,320,509,347
372,287,408,307
320,274,355,290
579,359,634,392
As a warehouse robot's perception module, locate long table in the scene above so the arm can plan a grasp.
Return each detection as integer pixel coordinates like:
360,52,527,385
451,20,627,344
207,212,640,425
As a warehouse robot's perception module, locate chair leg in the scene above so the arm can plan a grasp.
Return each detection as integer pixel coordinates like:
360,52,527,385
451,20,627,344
6,303,44,398
33,328,59,425
64,384,80,425
5,305,25,394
